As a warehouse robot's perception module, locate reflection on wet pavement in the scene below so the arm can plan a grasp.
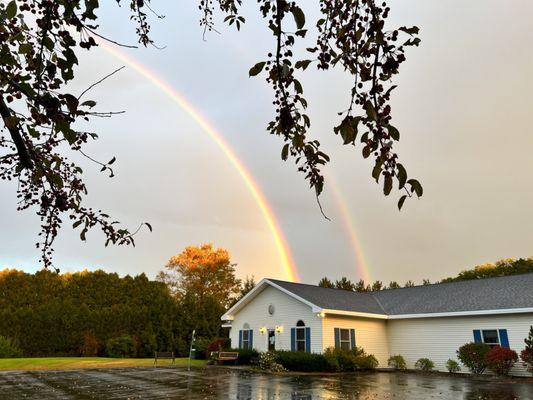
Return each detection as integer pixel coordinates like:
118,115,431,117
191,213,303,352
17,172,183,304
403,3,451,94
0,367,531,399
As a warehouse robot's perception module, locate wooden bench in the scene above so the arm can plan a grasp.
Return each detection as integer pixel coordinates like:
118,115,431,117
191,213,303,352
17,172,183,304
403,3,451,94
154,351,175,366
210,351,239,365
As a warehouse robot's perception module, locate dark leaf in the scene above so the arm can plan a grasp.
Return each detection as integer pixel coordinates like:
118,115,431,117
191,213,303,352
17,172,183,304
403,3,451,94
398,195,408,210
408,179,423,197
249,62,266,77
6,0,17,19
291,6,305,29
372,160,382,183
281,143,289,161
384,175,393,196
396,163,407,189
387,124,400,141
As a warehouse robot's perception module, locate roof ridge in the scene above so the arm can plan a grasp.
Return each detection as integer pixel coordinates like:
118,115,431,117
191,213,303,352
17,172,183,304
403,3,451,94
269,271,533,294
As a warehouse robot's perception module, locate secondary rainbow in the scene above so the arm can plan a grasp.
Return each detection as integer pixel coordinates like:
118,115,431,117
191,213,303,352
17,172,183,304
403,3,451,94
97,42,298,282
327,173,372,283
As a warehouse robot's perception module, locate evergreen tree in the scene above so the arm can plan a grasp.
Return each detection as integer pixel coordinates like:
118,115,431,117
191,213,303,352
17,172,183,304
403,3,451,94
318,277,335,288
354,279,368,292
335,277,355,291
388,281,401,289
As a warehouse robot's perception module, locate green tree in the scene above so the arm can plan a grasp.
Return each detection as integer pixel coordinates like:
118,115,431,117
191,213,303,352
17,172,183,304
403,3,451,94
442,258,533,282
404,280,415,287
354,279,368,292
388,281,401,289
0,0,422,268
318,277,335,288
335,277,355,291
371,281,383,291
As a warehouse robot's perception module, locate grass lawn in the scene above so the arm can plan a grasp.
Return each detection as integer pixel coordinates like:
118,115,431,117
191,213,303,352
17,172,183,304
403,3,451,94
0,357,206,371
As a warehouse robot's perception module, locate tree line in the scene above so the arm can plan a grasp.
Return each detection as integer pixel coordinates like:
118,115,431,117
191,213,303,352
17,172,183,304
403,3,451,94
0,244,251,358
318,257,533,291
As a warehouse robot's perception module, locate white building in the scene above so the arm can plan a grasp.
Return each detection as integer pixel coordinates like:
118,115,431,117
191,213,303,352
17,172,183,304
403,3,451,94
221,274,533,376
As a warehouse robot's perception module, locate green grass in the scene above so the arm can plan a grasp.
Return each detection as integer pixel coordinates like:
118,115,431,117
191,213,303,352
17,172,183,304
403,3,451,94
0,357,206,371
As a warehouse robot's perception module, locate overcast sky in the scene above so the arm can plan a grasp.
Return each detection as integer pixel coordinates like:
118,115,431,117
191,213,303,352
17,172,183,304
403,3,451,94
1,1,532,285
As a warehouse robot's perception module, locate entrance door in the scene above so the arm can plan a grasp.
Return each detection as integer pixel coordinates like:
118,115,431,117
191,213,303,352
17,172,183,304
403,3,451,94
268,329,276,351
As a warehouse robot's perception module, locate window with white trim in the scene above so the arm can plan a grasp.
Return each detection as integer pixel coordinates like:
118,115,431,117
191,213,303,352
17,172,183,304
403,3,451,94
242,323,250,350
339,328,351,350
481,330,500,347
296,320,306,352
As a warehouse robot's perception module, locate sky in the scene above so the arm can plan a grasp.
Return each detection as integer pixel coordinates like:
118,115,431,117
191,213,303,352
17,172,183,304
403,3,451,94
1,0,532,285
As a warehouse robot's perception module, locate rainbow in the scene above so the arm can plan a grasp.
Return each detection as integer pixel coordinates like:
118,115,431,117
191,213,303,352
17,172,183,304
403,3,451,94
327,173,372,283
96,42,299,282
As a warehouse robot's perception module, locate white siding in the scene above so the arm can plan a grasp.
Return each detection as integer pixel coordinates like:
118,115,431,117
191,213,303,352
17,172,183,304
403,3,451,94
322,315,389,367
387,313,533,376
229,286,323,353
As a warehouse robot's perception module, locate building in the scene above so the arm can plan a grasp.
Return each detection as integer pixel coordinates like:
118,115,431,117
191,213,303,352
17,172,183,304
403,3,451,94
221,274,533,376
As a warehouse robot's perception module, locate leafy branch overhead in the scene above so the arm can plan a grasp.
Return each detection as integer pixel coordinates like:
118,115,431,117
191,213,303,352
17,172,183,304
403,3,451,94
0,0,421,269
0,0,153,269
247,0,423,210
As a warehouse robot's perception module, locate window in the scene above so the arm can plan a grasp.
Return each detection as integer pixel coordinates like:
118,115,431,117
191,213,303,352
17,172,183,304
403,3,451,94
334,328,355,350
482,330,500,347
339,329,351,350
241,323,252,350
242,330,250,349
296,320,306,352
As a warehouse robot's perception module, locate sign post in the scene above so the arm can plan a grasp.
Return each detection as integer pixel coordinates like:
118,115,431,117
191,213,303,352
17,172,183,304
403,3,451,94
188,329,196,371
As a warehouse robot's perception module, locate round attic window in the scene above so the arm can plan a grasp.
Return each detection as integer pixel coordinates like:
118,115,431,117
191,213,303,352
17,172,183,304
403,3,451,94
268,304,275,315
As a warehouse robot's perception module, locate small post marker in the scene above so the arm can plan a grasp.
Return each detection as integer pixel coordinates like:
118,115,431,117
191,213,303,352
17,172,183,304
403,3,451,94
188,329,196,371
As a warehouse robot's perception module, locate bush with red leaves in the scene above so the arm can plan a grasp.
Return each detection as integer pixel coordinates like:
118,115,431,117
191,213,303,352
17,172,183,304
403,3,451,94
486,346,518,376
521,348,533,373
206,338,230,357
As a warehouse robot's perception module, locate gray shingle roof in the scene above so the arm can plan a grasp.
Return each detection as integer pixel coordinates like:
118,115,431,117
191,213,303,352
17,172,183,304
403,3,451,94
268,273,533,315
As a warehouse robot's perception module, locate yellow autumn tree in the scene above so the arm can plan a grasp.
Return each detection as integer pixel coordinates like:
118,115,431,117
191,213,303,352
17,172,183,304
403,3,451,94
158,244,241,308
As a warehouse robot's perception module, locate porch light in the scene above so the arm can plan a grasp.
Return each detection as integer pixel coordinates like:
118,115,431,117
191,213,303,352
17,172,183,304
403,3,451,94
275,326,283,333
259,327,267,334
316,312,325,318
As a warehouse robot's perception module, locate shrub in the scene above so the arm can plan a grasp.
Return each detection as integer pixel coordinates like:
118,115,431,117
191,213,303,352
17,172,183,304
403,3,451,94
79,331,99,357
446,359,461,373
275,350,332,372
486,346,518,376
258,351,286,372
323,347,378,372
521,348,533,373
192,337,212,360
0,336,22,358
106,335,136,358
388,354,407,370
206,338,231,357
414,358,434,372
355,353,379,370
457,342,490,374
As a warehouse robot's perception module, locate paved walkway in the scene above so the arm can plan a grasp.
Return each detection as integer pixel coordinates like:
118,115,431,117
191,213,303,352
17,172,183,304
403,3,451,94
1,366,532,399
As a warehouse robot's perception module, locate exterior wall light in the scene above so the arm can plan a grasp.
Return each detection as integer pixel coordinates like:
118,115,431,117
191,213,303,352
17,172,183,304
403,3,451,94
259,327,267,334
316,312,325,318
275,326,283,333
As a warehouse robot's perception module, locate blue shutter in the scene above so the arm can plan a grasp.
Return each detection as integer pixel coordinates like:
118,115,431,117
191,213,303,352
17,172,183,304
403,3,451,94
334,328,340,349
238,330,243,349
249,329,254,349
473,329,482,343
350,329,356,349
291,328,296,351
499,329,510,348
305,327,311,353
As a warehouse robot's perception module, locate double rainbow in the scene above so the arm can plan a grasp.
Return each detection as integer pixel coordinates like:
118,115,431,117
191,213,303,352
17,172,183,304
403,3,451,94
98,42,371,284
